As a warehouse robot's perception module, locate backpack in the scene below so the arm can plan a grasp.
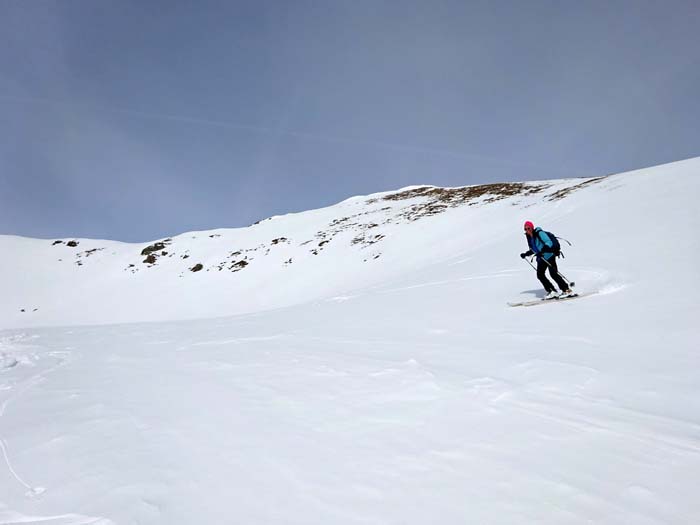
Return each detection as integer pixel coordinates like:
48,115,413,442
537,230,562,256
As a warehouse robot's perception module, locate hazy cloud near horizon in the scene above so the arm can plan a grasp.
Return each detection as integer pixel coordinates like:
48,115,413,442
2,0,698,242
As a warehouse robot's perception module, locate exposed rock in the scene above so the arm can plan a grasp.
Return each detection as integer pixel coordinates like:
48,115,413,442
67,240,79,247
79,248,103,258
352,233,385,246
374,182,550,222
52,240,64,246
141,242,167,256
547,177,607,201
230,260,249,272
190,263,204,272
143,254,157,264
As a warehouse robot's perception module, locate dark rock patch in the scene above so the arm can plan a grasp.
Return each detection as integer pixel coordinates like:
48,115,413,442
141,242,167,256
190,263,204,272
230,260,249,272
67,240,79,247
140,239,172,265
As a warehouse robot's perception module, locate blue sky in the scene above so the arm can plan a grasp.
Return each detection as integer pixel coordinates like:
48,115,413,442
2,0,698,242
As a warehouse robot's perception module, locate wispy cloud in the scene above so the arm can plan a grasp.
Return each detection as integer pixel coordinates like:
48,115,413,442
0,92,587,175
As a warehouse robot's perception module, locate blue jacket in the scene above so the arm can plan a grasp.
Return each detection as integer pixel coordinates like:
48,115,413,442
526,227,556,260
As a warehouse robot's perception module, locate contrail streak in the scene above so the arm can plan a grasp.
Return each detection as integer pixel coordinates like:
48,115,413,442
1,93,588,175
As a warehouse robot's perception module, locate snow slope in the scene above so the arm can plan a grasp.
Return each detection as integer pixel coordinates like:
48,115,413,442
0,158,699,524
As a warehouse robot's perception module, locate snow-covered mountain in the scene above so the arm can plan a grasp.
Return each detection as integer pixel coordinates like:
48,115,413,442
1,158,699,524
3,158,688,329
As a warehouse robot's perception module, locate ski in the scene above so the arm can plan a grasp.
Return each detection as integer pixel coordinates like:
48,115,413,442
507,291,596,308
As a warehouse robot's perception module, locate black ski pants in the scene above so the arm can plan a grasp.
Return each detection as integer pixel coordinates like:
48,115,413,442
537,257,568,292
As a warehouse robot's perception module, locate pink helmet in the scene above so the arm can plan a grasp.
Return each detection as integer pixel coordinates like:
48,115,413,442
523,221,534,230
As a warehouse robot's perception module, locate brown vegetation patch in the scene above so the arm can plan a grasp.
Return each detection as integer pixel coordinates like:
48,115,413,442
352,233,385,246
547,177,608,201
374,182,549,222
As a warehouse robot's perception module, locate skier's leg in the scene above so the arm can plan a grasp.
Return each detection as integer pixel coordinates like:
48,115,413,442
547,257,569,291
536,259,555,292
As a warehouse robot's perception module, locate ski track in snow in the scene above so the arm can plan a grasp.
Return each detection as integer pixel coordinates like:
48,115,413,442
0,506,113,525
0,338,114,525
0,336,47,496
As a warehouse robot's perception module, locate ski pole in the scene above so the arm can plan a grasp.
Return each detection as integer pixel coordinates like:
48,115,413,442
523,256,537,272
541,257,575,288
523,255,574,288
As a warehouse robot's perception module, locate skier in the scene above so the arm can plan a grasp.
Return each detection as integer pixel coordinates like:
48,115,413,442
520,221,573,299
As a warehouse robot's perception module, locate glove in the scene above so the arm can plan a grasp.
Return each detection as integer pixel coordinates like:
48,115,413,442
520,252,528,259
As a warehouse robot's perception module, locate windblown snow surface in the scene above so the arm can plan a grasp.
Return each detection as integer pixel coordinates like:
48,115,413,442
0,158,699,524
